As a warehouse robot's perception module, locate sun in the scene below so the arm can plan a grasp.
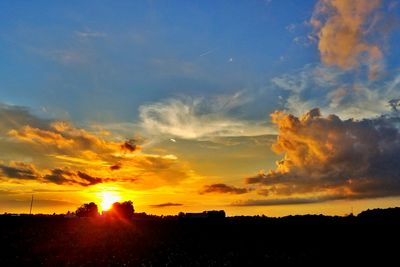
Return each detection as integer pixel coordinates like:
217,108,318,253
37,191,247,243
100,191,121,211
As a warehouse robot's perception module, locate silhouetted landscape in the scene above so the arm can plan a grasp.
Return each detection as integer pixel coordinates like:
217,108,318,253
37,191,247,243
1,206,400,266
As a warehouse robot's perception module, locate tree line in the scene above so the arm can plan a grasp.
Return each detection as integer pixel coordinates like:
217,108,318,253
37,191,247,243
75,201,134,219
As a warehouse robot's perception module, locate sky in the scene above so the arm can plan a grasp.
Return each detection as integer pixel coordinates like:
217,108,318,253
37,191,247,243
1,0,400,216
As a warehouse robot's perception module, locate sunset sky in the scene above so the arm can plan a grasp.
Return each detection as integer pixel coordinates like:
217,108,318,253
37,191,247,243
1,0,400,216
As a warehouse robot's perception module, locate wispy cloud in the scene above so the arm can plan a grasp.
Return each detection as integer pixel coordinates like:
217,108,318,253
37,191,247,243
232,196,336,206
139,93,272,140
150,202,183,208
42,168,121,186
75,31,106,38
199,183,249,194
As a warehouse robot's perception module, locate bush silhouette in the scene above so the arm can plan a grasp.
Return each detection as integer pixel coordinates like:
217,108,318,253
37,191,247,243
75,202,99,218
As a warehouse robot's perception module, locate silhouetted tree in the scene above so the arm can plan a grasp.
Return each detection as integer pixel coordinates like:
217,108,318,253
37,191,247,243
110,201,134,219
75,202,99,218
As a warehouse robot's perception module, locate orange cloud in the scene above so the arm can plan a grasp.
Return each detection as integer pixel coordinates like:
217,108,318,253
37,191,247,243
246,108,400,202
199,183,249,194
8,121,140,164
1,104,195,189
311,0,385,78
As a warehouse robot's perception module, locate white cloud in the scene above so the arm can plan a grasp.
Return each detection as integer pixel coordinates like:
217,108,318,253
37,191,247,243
272,64,400,119
138,93,273,140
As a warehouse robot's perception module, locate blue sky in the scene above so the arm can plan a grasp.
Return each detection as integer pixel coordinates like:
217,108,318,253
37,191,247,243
0,0,321,123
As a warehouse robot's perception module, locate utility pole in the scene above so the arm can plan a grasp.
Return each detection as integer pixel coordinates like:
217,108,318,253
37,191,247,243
29,195,33,215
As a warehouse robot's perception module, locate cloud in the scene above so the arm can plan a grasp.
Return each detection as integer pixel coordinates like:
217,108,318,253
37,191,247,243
43,169,108,186
200,183,248,194
139,93,272,140
246,108,400,202
272,64,400,119
150,202,183,208
0,161,39,180
8,121,123,159
110,164,122,171
0,104,50,134
0,103,196,189
0,160,118,186
311,0,388,78
121,139,139,152
232,196,338,206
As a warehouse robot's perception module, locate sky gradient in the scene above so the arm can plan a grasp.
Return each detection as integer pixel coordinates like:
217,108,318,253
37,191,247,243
1,0,400,216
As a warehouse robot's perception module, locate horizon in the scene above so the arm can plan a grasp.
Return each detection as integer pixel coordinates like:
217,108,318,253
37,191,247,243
5,202,400,218
1,0,400,217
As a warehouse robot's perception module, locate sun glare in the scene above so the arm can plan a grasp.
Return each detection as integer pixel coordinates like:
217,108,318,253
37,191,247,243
100,191,121,211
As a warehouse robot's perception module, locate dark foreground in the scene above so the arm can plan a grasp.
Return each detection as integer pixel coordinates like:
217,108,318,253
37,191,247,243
1,210,399,266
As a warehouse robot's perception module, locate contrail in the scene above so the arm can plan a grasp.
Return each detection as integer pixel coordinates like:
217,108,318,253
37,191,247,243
199,48,218,57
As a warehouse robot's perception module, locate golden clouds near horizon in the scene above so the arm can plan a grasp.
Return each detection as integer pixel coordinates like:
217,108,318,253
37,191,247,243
0,104,196,192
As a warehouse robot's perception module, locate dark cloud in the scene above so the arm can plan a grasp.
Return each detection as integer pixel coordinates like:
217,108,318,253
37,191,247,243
121,139,138,152
43,169,108,186
0,160,128,187
43,169,73,185
110,164,122,171
0,162,39,180
200,183,248,194
77,171,103,185
247,108,400,202
150,202,183,208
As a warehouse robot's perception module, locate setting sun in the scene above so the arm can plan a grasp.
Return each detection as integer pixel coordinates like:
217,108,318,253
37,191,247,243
100,192,121,211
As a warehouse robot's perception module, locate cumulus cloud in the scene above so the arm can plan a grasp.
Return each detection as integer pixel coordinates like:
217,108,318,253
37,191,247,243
311,0,388,78
139,93,271,140
200,183,249,194
246,108,400,203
